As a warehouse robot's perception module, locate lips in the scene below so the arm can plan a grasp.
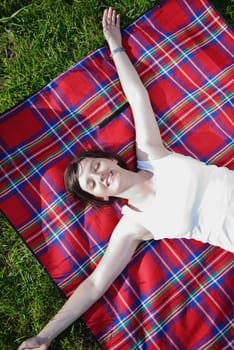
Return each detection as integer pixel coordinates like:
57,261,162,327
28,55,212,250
106,170,113,187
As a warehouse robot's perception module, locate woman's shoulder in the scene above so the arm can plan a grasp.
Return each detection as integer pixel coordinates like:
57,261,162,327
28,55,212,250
116,212,152,241
137,150,174,171
136,151,204,173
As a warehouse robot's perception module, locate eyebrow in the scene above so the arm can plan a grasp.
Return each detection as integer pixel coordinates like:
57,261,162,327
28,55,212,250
85,159,94,191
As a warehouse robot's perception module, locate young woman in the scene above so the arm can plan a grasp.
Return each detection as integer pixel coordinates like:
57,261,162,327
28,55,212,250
18,7,233,350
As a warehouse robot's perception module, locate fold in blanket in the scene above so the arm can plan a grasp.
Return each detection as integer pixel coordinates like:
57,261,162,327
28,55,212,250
0,0,233,348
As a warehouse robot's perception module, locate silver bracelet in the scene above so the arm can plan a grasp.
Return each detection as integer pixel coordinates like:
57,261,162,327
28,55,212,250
110,47,125,57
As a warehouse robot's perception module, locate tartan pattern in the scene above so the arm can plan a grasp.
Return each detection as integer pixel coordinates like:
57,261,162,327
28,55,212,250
1,0,233,348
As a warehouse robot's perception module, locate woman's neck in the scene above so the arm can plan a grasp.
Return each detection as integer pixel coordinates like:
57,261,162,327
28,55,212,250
117,169,154,205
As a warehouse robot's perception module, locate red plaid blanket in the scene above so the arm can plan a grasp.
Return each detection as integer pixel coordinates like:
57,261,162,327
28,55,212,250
1,0,233,348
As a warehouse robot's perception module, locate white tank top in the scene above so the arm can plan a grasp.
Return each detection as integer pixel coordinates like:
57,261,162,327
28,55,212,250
122,153,234,253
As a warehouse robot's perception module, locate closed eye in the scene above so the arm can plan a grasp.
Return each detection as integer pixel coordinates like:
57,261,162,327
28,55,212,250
94,161,100,172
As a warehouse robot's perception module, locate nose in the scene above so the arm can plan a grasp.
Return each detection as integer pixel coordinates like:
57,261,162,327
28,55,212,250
93,172,105,184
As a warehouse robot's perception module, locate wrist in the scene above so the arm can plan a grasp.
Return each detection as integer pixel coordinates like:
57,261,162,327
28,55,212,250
110,47,125,57
37,331,53,344
107,38,122,52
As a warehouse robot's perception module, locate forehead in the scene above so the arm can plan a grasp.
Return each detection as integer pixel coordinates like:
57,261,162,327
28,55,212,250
77,158,92,192
78,157,93,178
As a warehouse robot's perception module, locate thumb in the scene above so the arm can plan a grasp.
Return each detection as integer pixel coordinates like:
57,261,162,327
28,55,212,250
17,337,49,350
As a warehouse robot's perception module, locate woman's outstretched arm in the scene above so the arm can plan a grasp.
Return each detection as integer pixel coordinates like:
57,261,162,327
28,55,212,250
103,8,169,161
17,216,143,350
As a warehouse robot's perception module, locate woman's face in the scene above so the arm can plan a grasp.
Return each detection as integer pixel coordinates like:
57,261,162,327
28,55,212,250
77,157,123,199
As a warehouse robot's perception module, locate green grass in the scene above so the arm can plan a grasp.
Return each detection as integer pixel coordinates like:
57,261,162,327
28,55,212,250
0,1,233,349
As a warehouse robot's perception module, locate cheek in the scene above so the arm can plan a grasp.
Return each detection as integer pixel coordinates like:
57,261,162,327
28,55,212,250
93,185,105,196
78,179,86,193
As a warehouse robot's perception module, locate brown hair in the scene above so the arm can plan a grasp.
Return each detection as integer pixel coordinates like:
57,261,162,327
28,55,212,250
64,150,127,206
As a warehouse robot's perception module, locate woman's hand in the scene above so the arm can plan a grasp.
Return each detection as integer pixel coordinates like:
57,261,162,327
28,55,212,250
102,7,122,50
17,335,50,350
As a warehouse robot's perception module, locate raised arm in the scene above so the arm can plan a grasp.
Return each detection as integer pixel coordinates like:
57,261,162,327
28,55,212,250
17,216,143,350
103,8,169,161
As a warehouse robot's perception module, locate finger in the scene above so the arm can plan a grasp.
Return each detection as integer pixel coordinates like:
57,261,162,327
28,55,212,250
102,8,108,27
18,342,37,350
116,13,120,28
107,7,112,24
17,343,26,350
112,9,116,25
